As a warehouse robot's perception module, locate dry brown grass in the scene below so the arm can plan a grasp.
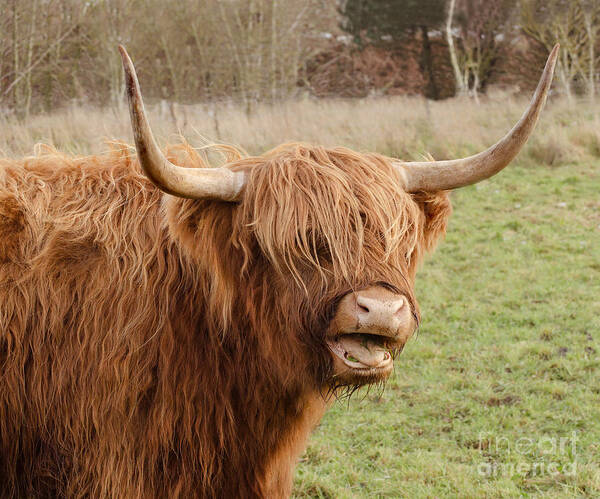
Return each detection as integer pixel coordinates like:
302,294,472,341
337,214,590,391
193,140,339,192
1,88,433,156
1,92,599,166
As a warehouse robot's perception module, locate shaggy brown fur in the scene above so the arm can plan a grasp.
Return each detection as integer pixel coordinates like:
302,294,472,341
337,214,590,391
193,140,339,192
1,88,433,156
0,142,451,498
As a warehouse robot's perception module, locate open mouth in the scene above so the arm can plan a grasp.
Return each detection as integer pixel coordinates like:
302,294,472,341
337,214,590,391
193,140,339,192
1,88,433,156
327,333,397,372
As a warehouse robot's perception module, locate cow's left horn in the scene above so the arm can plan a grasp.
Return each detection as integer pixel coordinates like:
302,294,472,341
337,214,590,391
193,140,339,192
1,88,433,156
118,46,245,201
394,44,559,192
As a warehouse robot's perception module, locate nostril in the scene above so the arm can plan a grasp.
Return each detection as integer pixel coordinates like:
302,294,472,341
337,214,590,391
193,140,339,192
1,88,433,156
393,297,405,315
355,296,370,314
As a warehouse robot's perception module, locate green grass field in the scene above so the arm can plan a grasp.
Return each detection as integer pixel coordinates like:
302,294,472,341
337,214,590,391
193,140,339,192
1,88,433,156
294,160,600,498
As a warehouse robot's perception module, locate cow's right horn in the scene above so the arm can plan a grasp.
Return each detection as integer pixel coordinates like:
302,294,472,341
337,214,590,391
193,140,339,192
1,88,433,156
118,46,246,201
394,44,559,193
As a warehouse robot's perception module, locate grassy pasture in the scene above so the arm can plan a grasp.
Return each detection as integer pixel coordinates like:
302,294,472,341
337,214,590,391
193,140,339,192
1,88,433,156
1,93,598,498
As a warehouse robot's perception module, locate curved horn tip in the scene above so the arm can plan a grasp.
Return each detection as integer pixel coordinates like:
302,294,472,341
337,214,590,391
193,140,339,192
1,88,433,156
543,44,560,83
394,44,559,193
117,45,133,76
117,46,138,95
118,44,246,201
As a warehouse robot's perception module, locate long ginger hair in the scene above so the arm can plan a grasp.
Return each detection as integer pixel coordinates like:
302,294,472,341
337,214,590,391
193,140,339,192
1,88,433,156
0,141,451,497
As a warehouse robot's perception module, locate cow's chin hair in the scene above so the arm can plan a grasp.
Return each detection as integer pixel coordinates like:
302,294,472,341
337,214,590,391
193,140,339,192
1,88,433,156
322,353,394,399
327,371,391,400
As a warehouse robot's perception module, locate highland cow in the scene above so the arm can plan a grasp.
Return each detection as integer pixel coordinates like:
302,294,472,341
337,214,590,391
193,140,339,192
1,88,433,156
0,45,558,497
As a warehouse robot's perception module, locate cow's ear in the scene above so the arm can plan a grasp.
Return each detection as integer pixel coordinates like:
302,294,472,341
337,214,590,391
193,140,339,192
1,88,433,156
411,191,452,253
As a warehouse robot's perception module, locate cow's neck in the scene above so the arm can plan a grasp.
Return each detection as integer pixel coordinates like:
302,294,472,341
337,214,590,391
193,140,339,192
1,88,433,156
167,294,330,497
262,390,329,497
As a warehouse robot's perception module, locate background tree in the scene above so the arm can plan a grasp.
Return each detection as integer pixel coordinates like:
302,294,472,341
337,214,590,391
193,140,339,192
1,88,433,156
340,0,448,99
1,0,599,113
521,0,600,101
447,0,517,101
580,0,600,101
0,0,334,115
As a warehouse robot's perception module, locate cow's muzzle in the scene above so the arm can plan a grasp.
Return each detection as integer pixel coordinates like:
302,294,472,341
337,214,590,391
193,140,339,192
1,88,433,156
327,285,416,383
